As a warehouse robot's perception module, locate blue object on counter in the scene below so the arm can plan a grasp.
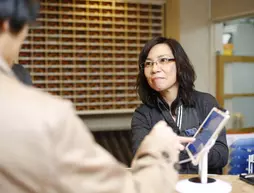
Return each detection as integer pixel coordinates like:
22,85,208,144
228,138,254,175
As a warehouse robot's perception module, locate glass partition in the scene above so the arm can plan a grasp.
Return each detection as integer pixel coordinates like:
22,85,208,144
216,56,254,133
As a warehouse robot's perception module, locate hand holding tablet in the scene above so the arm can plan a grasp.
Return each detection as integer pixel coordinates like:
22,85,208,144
185,107,230,166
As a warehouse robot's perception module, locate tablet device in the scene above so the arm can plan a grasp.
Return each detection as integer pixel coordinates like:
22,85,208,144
185,107,230,165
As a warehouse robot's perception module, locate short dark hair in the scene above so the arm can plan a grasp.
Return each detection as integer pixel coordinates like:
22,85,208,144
0,0,39,34
136,36,196,115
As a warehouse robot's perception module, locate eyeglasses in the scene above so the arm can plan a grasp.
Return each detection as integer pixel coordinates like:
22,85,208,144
141,57,175,69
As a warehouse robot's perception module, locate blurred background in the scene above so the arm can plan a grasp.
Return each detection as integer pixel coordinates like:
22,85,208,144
18,0,254,173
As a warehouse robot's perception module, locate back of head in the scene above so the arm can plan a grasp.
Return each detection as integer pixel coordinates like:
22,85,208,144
0,0,39,34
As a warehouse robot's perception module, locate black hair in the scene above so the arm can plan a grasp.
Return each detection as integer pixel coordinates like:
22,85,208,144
136,36,196,115
0,0,39,34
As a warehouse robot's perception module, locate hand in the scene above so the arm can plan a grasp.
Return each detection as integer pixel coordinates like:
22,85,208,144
177,136,195,151
149,121,195,152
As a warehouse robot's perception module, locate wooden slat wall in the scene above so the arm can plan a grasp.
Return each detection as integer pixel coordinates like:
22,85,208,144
20,0,164,115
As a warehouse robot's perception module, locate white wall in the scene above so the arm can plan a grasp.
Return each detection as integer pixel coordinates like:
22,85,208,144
179,0,215,95
233,23,254,56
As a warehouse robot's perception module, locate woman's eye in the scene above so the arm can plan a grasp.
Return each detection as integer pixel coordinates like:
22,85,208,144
160,58,169,63
145,62,152,66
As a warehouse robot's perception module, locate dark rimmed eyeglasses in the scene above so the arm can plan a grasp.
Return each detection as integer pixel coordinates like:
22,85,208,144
140,57,175,69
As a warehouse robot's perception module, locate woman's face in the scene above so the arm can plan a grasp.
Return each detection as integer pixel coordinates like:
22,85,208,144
144,43,177,93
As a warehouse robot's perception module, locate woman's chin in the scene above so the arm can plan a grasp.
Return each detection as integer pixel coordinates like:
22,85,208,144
153,86,166,92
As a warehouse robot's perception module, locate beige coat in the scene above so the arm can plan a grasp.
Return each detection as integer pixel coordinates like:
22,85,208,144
0,58,178,193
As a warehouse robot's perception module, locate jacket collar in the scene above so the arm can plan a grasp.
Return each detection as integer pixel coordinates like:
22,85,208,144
0,56,16,78
156,96,182,113
157,96,169,111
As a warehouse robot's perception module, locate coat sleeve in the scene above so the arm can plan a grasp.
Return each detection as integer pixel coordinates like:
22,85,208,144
202,94,229,169
49,104,179,193
131,107,151,156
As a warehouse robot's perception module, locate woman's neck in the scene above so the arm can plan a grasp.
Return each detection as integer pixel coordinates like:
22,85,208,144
0,57,12,67
160,83,179,106
0,37,13,67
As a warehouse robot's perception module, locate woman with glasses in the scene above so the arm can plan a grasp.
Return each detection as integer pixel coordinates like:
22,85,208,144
132,36,228,174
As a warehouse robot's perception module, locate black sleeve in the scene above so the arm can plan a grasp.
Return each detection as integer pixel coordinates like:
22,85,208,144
203,94,229,169
131,108,151,156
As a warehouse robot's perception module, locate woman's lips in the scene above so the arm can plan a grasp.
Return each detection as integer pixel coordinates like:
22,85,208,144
151,77,164,81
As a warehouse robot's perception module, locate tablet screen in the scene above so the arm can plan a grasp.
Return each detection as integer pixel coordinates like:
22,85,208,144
187,111,224,155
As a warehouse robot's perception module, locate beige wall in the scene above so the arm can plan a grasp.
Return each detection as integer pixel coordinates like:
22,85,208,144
179,0,215,95
211,0,254,22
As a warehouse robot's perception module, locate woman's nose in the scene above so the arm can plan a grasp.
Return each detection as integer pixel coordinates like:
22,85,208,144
151,62,160,73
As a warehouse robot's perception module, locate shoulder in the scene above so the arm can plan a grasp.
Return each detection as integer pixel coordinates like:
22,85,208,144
22,84,73,120
132,103,152,120
192,90,219,119
132,103,163,128
133,103,161,118
132,103,154,124
192,90,218,106
134,103,153,113
2,75,73,127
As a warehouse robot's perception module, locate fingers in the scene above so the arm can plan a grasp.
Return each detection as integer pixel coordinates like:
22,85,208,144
176,136,195,152
178,144,185,151
150,120,175,137
150,121,194,153
153,120,174,133
175,142,185,152
177,136,195,143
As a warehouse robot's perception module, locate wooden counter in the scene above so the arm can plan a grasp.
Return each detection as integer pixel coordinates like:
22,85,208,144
177,175,253,193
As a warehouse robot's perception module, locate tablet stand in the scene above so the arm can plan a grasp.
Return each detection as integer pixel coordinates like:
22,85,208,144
176,140,232,193
248,154,254,173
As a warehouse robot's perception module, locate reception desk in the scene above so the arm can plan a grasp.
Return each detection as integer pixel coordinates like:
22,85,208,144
177,175,253,193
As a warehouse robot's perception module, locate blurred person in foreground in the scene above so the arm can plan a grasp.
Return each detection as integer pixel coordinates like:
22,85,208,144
0,1,194,193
